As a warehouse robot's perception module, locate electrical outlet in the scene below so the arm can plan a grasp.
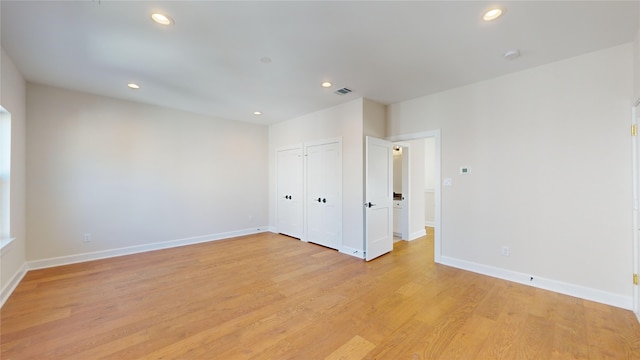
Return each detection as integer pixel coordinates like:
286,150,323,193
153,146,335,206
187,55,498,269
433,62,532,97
501,246,509,256
83,233,91,243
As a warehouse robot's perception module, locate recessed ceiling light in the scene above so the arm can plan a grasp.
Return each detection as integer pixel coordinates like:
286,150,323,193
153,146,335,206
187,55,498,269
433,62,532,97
321,82,332,88
127,83,140,89
151,13,174,25
504,49,520,60
483,8,503,21
253,111,262,116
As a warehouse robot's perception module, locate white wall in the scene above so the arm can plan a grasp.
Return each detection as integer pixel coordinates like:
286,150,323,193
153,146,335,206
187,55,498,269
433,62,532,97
424,137,435,227
393,150,402,194
269,99,365,254
363,98,386,138
26,84,269,261
0,47,27,301
388,44,634,304
424,137,436,190
407,139,425,239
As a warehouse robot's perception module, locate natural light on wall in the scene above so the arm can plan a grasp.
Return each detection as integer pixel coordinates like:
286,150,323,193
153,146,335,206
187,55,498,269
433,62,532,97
0,106,11,247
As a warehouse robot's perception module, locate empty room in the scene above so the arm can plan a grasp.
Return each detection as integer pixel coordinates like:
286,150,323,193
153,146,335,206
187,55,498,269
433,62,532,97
2,1,640,359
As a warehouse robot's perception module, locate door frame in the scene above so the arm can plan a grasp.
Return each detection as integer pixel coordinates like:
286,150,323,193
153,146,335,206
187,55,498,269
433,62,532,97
387,130,442,263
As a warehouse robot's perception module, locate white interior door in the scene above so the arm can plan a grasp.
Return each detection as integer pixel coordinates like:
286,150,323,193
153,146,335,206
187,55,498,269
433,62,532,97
365,136,393,261
277,147,303,239
306,140,342,250
323,143,342,248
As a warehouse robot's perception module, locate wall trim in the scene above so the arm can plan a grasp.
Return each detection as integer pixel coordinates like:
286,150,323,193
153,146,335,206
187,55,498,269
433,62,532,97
424,221,435,227
408,228,427,241
440,256,632,310
340,246,364,259
0,237,16,253
1,262,27,308
28,227,269,271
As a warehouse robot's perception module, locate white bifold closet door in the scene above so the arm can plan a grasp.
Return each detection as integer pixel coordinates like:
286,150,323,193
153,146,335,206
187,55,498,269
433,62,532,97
305,139,342,250
276,147,303,239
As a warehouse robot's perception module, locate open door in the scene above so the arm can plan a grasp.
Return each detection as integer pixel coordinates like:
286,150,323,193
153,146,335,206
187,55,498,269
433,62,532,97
365,136,393,261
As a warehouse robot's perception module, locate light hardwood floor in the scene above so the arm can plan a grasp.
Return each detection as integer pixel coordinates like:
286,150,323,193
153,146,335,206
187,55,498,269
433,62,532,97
2,229,640,359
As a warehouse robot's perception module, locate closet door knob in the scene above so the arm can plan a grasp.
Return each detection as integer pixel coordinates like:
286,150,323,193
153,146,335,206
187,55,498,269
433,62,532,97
317,197,322,202
322,198,326,203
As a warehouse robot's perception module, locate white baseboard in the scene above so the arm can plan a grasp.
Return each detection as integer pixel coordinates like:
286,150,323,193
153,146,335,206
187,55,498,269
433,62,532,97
1,262,27,308
408,228,427,241
28,227,269,271
424,221,434,227
340,246,364,259
268,226,277,233
440,256,632,310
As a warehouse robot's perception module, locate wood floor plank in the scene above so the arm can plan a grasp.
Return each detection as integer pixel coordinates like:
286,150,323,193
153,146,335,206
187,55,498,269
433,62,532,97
2,229,640,359
438,315,496,359
324,335,376,360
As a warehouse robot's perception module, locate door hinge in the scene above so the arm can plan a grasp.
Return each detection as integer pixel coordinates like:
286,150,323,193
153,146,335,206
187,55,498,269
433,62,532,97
632,125,637,136
634,273,638,285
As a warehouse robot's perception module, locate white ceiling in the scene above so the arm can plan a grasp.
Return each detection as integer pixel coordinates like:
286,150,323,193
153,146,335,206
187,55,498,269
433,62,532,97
1,1,638,125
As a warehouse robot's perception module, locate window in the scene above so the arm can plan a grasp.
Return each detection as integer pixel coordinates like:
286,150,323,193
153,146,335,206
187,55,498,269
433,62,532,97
0,106,12,248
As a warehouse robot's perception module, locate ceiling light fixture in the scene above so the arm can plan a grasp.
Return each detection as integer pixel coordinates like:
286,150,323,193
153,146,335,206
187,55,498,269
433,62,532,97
483,8,503,21
253,111,262,116
127,83,140,89
151,13,174,25
503,49,520,60
321,82,333,88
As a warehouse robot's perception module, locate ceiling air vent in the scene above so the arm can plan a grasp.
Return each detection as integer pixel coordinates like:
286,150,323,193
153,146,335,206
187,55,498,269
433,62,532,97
334,87,352,95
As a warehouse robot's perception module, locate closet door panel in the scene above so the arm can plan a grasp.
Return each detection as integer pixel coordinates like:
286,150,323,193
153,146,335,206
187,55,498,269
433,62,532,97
305,144,325,245
322,142,342,249
304,140,342,250
276,147,303,239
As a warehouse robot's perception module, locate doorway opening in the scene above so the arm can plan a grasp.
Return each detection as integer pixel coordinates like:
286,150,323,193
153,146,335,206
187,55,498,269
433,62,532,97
391,143,409,242
387,130,442,263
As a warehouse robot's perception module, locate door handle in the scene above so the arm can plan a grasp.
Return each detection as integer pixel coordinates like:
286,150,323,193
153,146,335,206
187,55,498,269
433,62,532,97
317,197,322,202
365,202,376,208
322,198,326,203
